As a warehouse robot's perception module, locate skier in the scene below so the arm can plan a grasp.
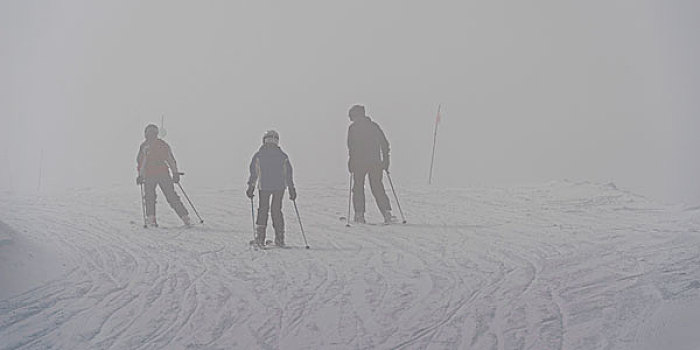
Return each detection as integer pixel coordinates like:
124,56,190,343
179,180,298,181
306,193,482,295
246,130,297,247
136,124,191,227
346,104,394,224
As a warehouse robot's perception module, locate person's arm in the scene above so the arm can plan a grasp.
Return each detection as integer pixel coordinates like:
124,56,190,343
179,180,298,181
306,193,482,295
163,142,181,182
136,144,145,184
347,125,355,173
164,142,179,174
285,157,295,189
136,144,144,174
246,153,259,198
377,124,390,170
247,153,259,187
285,155,296,200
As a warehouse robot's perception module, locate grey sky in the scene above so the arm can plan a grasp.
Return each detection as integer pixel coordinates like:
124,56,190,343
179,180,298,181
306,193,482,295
1,1,699,203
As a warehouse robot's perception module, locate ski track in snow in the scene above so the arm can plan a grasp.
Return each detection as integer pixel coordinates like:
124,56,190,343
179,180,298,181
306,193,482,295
1,181,700,349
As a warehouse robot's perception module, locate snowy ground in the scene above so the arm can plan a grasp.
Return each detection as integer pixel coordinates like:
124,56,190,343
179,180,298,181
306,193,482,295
1,181,700,349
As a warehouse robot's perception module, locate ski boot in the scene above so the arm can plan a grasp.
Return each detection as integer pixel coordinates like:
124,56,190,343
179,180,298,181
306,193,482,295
181,215,192,227
255,225,267,247
146,215,158,228
353,213,366,224
383,210,396,225
274,232,286,247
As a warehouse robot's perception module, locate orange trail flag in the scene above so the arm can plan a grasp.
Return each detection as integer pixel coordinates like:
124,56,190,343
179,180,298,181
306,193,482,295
429,105,441,184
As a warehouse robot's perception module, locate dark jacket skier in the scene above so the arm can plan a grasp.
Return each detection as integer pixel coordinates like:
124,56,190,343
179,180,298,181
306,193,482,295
247,130,296,246
347,105,393,223
136,124,190,227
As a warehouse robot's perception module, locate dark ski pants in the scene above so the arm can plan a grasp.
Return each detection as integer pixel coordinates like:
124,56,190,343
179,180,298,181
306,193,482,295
352,167,391,215
144,174,189,218
257,190,285,234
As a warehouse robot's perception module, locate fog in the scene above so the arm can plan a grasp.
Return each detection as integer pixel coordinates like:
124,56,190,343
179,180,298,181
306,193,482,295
2,0,699,203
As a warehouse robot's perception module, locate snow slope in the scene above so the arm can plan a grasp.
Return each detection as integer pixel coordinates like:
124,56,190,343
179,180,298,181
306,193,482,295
0,219,67,300
1,181,699,349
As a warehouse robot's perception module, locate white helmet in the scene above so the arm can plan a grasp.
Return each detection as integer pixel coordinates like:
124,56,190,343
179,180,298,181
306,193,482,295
262,130,280,145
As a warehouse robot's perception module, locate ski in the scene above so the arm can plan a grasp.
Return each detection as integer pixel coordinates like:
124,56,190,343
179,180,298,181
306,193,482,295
249,239,265,250
130,220,158,228
248,239,290,250
339,217,394,226
131,221,197,230
248,239,273,250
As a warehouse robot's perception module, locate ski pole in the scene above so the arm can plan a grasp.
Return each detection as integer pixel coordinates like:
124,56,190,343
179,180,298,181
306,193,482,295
385,170,407,224
346,173,353,227
250,196,256,242
175,177,204,224
140,183,147,228
292,199,310,249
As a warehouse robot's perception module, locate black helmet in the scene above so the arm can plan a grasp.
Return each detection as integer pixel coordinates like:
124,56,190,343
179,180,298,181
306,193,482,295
144,124,159,139
349,104,365,120
262,130,280,145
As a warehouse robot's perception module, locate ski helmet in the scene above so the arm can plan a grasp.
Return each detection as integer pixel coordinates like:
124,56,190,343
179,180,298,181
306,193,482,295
349,104,365,120
262,130,280,145
144,124,159,139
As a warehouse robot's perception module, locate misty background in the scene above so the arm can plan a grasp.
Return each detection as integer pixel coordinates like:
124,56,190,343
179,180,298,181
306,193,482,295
1,1,699,203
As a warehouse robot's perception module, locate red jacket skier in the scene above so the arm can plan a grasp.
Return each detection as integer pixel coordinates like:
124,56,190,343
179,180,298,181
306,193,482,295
136,124,190,227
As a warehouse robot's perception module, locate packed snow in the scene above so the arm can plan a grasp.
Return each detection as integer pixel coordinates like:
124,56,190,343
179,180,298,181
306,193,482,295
1,181,700,349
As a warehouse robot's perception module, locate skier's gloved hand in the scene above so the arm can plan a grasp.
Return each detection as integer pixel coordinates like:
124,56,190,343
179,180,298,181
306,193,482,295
246,185,255,198
172,172,180,183
288,187,297,201
136,175,144,185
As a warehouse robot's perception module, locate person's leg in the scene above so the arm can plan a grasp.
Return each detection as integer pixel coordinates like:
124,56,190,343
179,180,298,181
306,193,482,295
158,175,189,220
256,191,272,244
270,190,285,245
352,170,367,221
144,177,158,224
368,167,392,217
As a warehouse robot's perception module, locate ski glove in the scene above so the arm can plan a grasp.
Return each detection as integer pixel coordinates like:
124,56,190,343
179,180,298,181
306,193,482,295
172,172,180,183
246,185,255,198
136,175,144,185
288,187,297,201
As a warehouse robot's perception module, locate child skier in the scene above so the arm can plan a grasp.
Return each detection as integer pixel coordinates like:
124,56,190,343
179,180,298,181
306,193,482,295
246,130,297,247
136,124,191,227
